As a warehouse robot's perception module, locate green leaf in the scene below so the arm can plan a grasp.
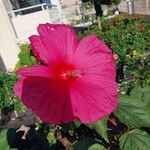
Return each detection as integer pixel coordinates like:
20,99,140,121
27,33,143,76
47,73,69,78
0,73,21,109
31,56,37,64
88,143,106,150
114,95,150,128
131,86,150,104
13,61,21,72
130,86,143,98
18,44,37,67
73,120,81,128
86,118,108,142
0,129,9,150
119,129,150,150
73,138,96,150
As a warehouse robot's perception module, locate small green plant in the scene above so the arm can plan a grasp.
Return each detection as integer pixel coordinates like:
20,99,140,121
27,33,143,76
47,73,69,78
14,44,37,72
0,73,24,112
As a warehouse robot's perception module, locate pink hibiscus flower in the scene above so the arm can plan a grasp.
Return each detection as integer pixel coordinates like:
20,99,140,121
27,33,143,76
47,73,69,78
14,24,118,124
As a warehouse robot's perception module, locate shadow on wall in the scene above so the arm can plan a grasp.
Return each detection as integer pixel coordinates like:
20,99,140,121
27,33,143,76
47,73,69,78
0,54,6,73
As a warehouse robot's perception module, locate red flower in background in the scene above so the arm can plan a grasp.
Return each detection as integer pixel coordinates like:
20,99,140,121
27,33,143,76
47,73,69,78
138,25,145,32
14,24,118,124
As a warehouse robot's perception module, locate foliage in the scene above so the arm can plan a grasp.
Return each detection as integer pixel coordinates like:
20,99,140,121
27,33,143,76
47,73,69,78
73,138,106,150
14,44,37,72
119,129,150,150
109,0,121,5
88,143,106,150
0,129,9,150
86,118,108,142
0,73,23,111
114,94,150,128
82,0,121,6
130,86,150,104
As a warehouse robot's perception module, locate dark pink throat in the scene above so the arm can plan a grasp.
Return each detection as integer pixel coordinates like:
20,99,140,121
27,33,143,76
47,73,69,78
52,62,84,82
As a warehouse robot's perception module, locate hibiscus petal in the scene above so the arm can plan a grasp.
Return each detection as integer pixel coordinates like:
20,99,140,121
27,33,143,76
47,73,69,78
73,51,116,80
75,35,111,56
72,35,116,79
70,76,118,123
14,77,74,124
13,77,25,98
36,24,78,62
29,35,52,64
16,65,52,77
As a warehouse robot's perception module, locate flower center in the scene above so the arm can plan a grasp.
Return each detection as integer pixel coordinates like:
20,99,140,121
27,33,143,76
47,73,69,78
53,62,84,81
60,70,83,80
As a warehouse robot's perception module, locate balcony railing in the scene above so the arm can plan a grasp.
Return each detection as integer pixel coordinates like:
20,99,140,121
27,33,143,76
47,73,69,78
7,3,57,18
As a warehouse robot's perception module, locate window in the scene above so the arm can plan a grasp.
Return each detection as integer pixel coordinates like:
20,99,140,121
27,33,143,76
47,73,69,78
17,0,44,14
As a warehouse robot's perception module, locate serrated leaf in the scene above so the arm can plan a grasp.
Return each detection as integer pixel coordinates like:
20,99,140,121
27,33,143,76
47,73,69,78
86,118,108,142
73,138,96,150
88,143,106,150
131,86,150,104
114,95,150,128
119,129,150,150
130,86,143,98
0,129,10,150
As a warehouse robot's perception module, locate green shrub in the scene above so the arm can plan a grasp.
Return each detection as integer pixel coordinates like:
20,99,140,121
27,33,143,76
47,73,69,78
0,73,24,112
109,0,121,5
14,44,37,72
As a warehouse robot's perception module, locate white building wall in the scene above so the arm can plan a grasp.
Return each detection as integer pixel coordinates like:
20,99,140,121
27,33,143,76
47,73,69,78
0,1,19,71
51,0,59,5
12,10,52,42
